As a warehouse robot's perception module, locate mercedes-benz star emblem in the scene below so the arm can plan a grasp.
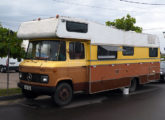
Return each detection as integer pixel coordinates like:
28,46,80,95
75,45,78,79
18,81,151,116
27,73,32,81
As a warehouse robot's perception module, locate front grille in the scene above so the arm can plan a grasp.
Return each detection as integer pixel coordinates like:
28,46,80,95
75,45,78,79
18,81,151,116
20,72,46,83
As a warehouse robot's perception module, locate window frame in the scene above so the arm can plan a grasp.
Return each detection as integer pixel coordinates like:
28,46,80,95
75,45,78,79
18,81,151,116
97,45,118,60
149,48,158,57
66,21,88,33
122,46,134,56
69,41,85,60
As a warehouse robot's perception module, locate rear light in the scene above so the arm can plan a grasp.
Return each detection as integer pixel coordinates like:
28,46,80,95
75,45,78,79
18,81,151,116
6,59,8,66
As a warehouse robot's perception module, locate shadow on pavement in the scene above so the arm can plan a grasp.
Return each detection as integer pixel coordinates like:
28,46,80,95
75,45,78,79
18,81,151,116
16,83,161,109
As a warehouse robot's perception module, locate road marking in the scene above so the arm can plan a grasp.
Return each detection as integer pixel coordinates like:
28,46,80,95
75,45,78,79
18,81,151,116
35,96,50,100
62,96,107,109
0,99,22,106
18,102,40,109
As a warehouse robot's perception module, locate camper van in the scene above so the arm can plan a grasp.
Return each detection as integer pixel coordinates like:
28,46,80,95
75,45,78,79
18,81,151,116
17,16,160,106
0,57,21,72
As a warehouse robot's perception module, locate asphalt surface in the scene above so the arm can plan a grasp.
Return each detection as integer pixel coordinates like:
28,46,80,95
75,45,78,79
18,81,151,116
0,82,165,120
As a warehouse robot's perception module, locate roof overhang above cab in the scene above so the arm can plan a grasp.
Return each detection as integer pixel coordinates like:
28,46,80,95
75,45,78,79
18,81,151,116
17,18,59,39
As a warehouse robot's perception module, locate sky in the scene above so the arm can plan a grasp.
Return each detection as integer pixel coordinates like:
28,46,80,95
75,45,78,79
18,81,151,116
0,0,165,52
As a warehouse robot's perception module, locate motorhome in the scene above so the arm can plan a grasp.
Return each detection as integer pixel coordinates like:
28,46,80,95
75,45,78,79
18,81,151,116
17,15,160,106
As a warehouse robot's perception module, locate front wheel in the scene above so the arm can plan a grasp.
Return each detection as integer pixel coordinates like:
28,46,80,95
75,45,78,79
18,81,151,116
52,83,73,106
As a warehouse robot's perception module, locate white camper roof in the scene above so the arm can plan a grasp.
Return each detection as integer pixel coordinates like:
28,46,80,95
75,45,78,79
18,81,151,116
17,16,159,48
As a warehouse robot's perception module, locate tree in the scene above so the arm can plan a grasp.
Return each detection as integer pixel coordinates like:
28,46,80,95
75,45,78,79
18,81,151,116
106,14,142,33
0,24,25,60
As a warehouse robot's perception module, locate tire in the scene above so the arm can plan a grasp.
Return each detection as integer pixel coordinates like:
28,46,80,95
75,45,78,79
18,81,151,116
160,75,165,83
129,79,137,92
53,83,73,106
22,89,37,99
0,66,6,73
0,67,3,73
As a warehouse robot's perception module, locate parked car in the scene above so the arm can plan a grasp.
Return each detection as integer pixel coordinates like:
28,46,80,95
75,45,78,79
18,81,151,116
0,57,22,72
160,61,165,82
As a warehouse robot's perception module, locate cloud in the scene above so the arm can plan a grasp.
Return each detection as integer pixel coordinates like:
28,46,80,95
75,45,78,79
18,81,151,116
0,0,165,51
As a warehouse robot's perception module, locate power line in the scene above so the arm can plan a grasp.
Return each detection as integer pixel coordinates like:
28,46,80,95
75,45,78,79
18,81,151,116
111,0,150,9
143,28,165,31
120,0,165,6
53,0,165,14
52,0,137,13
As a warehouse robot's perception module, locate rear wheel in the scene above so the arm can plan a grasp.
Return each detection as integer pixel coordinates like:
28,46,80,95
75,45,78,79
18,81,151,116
52,83,73,106
129,79,137,92
22,89,37,99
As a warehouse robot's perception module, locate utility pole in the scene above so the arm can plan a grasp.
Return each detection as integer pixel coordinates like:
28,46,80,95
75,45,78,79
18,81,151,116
6,30,14,95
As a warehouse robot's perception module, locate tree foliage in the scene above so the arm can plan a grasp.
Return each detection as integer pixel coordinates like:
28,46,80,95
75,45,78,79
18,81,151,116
0,24,25,60
106,14,142,33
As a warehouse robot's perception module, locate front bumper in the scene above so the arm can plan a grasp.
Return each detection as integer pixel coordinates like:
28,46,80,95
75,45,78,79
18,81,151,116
9,66,19,71
18,82,56,95
2,66,18,71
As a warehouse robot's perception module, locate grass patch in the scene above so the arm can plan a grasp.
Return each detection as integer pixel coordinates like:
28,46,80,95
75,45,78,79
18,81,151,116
161,55,165,61
0,88,22,96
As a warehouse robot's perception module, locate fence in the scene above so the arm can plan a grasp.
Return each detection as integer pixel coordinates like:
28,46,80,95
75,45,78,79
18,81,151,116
0,71,21,96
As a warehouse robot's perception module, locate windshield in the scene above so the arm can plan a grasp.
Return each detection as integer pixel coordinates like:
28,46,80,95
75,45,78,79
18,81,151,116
26,40,66,61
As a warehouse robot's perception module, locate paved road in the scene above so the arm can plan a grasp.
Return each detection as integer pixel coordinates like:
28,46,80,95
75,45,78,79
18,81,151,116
0,82,165,120
0,72,19,88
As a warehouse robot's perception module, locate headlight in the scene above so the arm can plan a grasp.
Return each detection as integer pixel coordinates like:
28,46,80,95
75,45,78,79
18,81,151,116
41,75,49,83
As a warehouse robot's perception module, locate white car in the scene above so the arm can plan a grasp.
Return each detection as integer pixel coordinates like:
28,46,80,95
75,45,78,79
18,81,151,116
0,57,22,72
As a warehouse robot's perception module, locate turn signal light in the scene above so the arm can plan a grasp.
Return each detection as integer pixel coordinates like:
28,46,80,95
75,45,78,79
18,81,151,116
56,14,59,18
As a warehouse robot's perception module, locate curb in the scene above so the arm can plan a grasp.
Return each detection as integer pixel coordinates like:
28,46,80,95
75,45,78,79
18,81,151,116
0,94,23,101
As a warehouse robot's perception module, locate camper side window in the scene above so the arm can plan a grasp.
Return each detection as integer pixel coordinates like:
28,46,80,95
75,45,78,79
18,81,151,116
97,45,117,60
123,46,134,56
69,42,85,59
149,48,158,57
66,21,88,33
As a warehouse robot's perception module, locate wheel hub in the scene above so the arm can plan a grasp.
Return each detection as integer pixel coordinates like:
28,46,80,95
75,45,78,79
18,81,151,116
59,88,70,101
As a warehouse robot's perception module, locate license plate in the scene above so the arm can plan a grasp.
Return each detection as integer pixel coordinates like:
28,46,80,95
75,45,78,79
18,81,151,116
24,85,32,91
